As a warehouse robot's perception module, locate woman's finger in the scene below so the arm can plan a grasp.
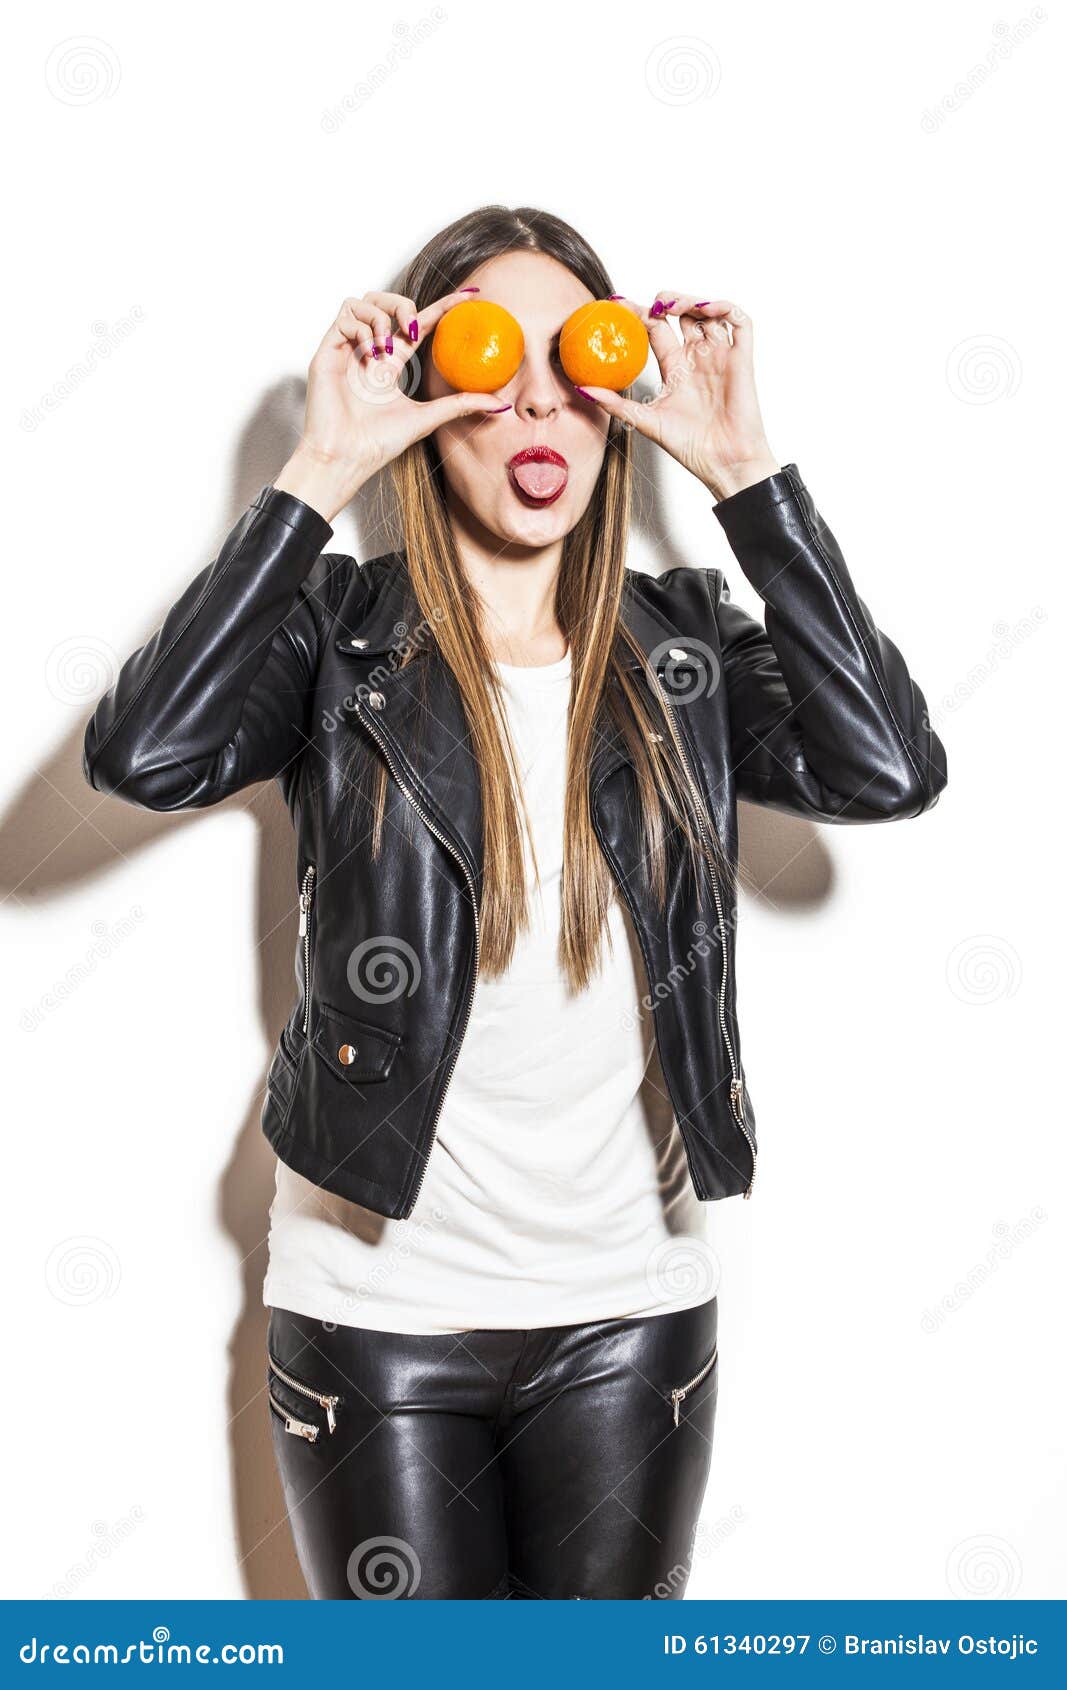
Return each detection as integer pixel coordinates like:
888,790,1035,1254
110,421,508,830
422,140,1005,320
406,390,512,444
606,294,678,383
313,298,376,363
412,286,484,342
683,299,753,354
569,384,659,440
364,290,420,354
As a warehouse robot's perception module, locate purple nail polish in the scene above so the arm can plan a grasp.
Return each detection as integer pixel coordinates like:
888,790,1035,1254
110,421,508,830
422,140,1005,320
650,301,664,317
575,387,599,405
694,301,710,309
664,299,677,309
409,320,419,341
385,335,394,355
370,343,380,359
608,294,624,301
461,286,480,293
490,404,512,413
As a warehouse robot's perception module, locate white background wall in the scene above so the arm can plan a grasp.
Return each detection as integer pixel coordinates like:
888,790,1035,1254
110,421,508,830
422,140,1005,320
3,0,1062,1601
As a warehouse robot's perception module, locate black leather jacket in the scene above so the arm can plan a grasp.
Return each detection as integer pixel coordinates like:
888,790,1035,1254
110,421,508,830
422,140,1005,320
83,464,947,1218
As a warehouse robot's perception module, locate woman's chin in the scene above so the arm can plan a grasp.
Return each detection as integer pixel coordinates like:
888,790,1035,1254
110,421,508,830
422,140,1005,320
483,495,578,548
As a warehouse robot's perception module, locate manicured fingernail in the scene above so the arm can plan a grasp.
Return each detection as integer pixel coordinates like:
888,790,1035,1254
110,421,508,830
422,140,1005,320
694,300,710,308
409,320,419,341
370,343,380,359
461,286,480,293
385,334,394,354
609,294,624,301
664,299,677,309
574,386,599,405
650,301,664,317
490,404,512,413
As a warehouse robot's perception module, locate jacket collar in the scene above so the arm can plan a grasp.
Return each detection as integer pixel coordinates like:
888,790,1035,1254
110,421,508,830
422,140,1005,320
339,550,668,673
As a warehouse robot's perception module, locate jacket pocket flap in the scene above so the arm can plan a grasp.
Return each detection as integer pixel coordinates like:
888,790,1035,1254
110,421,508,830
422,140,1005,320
311,1001,401,1084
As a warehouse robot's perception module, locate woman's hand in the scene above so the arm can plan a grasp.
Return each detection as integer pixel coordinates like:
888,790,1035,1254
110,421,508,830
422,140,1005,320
274,289,512,521
574,293,781,502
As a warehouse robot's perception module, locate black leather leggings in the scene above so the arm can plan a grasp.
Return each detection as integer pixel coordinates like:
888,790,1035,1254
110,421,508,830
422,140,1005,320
267,1298,718,1600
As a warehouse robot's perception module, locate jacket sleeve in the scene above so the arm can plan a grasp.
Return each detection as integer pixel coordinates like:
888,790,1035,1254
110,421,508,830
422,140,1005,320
711,462,948,821
83,485,337,811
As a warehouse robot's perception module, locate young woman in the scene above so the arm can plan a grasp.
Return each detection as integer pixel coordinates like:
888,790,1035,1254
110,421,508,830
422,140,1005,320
83,205,947,1600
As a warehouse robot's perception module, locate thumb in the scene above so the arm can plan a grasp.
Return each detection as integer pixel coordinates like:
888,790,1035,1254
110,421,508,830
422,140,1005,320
408,392,513,443
572,385,654,436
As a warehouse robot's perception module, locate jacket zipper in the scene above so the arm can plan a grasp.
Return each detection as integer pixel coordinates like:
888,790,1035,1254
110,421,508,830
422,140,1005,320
355,699,481,1218
669,1343,718,1427
649,673,757,1199
268,1355,340,1434
267,1390,320,1443
298,864,316,1035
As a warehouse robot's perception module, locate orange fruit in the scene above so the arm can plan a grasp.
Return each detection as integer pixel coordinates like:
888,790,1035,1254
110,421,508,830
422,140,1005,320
431,300,525,393
559,300,649,391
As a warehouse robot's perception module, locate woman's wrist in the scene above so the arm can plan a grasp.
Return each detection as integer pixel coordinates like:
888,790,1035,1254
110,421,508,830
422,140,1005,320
273,444,367,524
700,452,782,503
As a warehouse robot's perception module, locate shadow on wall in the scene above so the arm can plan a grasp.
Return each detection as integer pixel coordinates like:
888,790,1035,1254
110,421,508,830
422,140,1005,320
0,380,832,1600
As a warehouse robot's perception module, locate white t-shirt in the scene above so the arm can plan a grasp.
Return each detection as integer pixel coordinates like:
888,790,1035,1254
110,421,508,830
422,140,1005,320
262,644,715,1334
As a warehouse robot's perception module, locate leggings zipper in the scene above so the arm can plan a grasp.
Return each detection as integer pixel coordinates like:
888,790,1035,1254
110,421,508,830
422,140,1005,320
670,1343,718,1427
268,1354,340,1434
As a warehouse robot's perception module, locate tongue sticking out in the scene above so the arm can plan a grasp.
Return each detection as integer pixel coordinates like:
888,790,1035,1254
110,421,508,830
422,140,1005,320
510,459,567,500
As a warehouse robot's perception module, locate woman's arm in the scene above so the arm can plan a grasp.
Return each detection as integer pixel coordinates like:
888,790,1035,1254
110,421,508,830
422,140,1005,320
578,290,947,818
83,287,515,810
82,487,337,809
712,464,947,821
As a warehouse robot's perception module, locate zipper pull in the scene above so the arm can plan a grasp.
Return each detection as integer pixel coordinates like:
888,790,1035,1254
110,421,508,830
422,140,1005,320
324,1398,337,1435
730,1077,745,1123
298,891,310,937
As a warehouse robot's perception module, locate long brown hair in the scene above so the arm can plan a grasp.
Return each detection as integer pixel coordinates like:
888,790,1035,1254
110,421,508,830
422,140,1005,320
355,204,731,995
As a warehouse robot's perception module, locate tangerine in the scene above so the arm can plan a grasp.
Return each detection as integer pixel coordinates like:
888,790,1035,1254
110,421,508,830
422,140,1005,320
559,300,649,391
431,300,525,393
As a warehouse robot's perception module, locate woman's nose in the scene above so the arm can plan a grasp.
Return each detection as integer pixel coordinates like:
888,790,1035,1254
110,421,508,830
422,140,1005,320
510,355,564,420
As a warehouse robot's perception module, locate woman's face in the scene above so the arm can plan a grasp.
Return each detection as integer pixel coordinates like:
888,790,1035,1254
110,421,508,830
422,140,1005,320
422,250,611,549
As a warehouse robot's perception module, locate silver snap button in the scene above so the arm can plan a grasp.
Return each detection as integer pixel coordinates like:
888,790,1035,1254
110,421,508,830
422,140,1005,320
367,691,386,710
349,637,368,648
338,1043,358,1066
668,646,688,660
